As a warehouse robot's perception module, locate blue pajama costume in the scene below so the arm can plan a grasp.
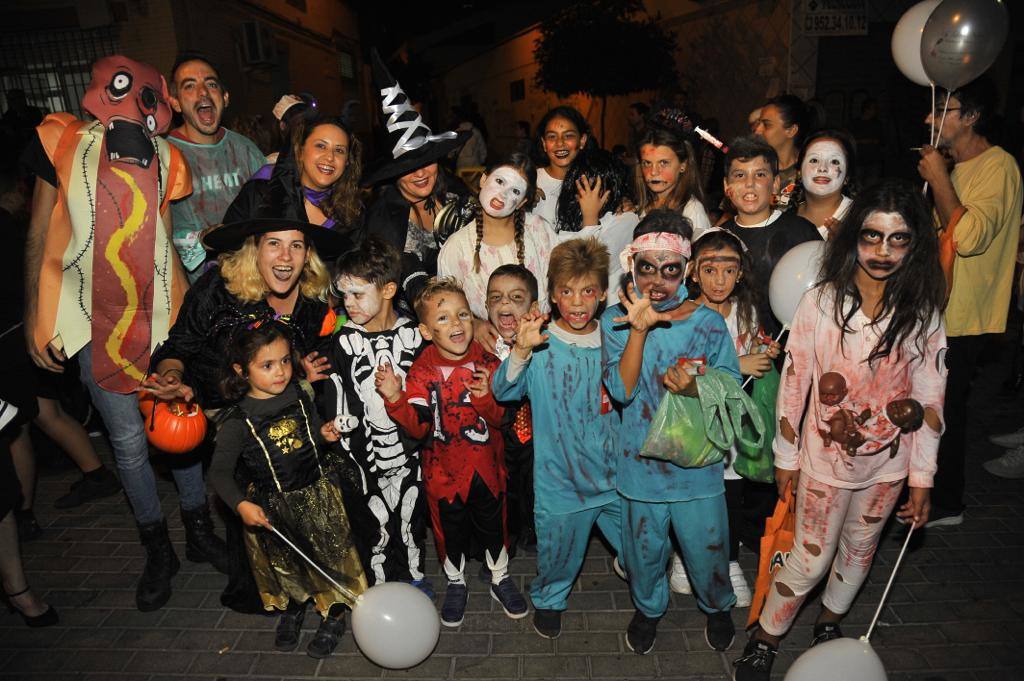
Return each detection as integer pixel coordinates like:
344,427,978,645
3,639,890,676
600,304,740,618
492,324,621,611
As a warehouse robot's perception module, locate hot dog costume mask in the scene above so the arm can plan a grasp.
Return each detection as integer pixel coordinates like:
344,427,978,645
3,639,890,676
34,55,191,393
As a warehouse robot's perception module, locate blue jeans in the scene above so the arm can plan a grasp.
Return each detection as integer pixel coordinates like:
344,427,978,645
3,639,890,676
78,343,206,524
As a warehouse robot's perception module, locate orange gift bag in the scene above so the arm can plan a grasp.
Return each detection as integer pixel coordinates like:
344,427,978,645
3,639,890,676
747,484,796,628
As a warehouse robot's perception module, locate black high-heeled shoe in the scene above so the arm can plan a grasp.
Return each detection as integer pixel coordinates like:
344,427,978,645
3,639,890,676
3,587,59,628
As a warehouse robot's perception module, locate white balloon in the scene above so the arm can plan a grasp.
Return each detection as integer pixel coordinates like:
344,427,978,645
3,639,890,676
891,0,942,86
769,241,826,327
351,582,440,669
784,637,888,681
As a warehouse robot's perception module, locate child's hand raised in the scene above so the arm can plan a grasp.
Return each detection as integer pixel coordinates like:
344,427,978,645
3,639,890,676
465,367,492,399
576,174,609,226
614,282,671,333
739,352,773,378
301,351,331,383
237,501,271,529
513,312,549,358
374,362,403,403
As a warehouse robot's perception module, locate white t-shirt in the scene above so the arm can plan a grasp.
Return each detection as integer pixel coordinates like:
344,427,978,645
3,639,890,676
531,167,563,228
437,214,555,319
682,196,712,240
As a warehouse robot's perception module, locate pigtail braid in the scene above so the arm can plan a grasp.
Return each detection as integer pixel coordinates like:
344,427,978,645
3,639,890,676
514,209,526,265
472,201,485,273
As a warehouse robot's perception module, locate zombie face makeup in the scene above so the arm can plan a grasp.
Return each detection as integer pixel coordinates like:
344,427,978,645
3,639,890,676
620,232,691,312
82,55,172,168
552,274,606,334
857,210,913,280
479,166,528,219
486,275,533,340
692,247,742,305
336,275,384,329
801,139,847,198
418,293,475,360
640,144,684,200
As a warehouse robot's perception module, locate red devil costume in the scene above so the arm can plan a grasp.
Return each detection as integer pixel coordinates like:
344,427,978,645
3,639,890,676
32,55,191,391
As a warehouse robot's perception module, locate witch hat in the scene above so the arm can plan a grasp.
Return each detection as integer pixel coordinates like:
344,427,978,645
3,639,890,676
360,49,469,187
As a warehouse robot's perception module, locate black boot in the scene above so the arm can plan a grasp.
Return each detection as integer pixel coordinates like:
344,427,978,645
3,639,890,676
181,505,230,575
136,520,180,612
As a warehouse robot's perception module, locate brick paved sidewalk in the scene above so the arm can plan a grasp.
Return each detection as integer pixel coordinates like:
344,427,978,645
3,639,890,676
3,340,1022,680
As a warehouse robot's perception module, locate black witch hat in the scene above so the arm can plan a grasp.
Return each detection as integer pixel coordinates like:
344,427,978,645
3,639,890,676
360,49,469,187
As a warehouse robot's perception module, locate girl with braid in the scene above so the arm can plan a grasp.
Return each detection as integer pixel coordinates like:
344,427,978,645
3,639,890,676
438,153,555,337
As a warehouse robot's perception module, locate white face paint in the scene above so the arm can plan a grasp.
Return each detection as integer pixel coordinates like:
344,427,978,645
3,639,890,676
337,275,383,327
479,166,528,218
800,139,847,198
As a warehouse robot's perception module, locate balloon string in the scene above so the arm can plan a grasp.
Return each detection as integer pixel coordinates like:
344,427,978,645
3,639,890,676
924,91,952,196
268,524,360,603
862,522,915,643
740,324,789,390
929,83,936,146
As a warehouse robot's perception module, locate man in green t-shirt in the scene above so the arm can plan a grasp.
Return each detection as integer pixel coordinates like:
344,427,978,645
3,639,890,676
167,52,266,282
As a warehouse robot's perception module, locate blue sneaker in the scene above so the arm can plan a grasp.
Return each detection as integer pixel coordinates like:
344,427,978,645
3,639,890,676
409,578,435,600
490,576,528,619
441,582,468,627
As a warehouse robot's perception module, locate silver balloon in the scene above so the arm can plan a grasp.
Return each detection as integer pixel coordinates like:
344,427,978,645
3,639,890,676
351,582,440,669
784,637,888,681
920,0,1009,90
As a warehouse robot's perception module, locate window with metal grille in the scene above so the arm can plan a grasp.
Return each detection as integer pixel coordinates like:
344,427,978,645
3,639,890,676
0,26,119,120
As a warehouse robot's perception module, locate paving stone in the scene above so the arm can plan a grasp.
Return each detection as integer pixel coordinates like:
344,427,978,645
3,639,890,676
315,652,386,678
555,631,621,654
656,650,723,676
589,652,658,677
188,651,256,675
452,655,519,678
251,652,322,677
114,627,183,648
521,653,588,678
122,650,197,673
490,632,552,655
433,632,491,655
58,626,125,649
174,628,238,650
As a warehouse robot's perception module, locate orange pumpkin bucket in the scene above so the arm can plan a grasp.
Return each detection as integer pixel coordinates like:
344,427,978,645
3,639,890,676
137,392,208,454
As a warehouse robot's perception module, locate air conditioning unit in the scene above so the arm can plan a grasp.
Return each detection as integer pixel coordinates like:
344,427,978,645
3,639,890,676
241,21,277,65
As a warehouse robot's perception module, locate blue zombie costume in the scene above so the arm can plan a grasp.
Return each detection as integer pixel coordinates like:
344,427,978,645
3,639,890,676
492,323,621,611
601,304,740,619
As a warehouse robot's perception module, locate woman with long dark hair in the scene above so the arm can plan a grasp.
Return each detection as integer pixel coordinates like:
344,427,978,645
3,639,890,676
532,106,593,227
753,95,812,209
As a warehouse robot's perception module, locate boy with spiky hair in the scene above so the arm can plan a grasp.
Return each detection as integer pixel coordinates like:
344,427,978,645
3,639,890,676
492,237,621,639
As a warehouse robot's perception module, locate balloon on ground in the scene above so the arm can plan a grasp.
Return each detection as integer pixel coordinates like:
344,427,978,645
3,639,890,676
350,582,440,669
920,0,1009,91
784,637,888,681
891,0,942,86
769,241,826,327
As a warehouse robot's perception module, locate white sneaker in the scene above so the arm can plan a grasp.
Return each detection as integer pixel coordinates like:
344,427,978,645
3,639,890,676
668,554,692,594
729,561,752,608
983,444,1024,479
989,426,1024,448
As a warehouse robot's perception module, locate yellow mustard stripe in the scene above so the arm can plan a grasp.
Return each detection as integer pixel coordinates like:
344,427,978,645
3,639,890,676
104,167,147,382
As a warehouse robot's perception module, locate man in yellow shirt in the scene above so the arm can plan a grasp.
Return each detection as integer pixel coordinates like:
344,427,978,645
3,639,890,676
918,77,1024,522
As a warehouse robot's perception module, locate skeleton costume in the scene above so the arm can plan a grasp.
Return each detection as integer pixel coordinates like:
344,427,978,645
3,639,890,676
321,317,427,584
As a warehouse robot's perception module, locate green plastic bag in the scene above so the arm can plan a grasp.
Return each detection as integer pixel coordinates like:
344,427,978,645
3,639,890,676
641,367,768,469
735,367,779,483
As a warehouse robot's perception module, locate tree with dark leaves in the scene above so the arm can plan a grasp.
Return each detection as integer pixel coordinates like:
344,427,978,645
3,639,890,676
534,0,678,143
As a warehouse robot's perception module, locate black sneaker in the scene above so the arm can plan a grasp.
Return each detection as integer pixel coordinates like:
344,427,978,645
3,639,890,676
306,615,345,659
625,610,660,655
810,622,843,647
732,637,777,681
490,576,528,619
532,608,562,639
705,610,735,651
274,602,306,651
441,582,469,627
54,469,121,509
